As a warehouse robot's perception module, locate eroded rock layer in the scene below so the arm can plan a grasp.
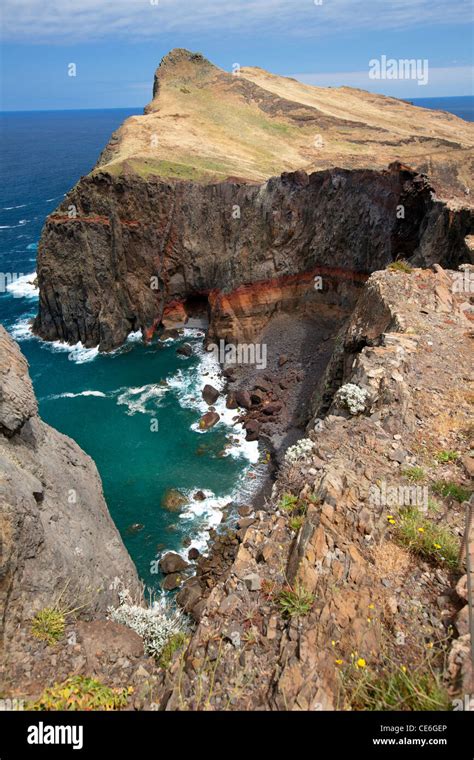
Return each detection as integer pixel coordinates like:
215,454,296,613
34,165,472,351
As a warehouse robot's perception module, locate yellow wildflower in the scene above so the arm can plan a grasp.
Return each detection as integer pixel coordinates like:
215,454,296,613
356,658,367,668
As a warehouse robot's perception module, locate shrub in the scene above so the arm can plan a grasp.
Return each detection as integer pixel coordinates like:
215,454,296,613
433,481,471,503
339,657,451,711
277,583,314,618
393,507,459,569
108,591,190,660
159,632,188,669
435,450,459,463
30,676,130,711
402,466,425,483
335,383,369,415
279,493,299,512
388,260,413,274
289,515,305,532
284,438,314,464
31,608,65,645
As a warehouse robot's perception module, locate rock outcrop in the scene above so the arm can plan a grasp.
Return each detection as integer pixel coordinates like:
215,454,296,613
33,49,474,352
34,165,472,351
152,265,473,709
0,326,140,687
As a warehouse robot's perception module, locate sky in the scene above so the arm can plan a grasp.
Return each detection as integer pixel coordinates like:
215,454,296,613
1,0,473,111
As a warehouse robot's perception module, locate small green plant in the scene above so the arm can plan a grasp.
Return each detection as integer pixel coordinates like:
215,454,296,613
427,498,441,514
394,507,459,569
279,493,299,512
433,481,471,503
338,657,451,711
402,466,425,483
388,260,413,274
435,450,459,463
289,515,305,532
277,583,314,618
31,608,65,645
30,676,131,711
159,632,188,669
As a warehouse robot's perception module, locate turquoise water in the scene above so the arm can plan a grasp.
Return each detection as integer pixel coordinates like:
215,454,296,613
1,99,472,586
0,110,259,589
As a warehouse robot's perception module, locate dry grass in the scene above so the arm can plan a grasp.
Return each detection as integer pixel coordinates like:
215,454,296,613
93,51,474,189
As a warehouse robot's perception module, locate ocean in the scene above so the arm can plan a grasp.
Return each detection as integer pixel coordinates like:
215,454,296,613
0,108,260,590
1,97,472,588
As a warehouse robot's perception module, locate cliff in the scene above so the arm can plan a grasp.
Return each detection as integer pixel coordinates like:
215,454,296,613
154,265,473,709
0,326,141,694
33,49,474,352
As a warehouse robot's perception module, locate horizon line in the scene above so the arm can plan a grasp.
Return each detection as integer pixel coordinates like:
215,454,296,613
1,94,473,114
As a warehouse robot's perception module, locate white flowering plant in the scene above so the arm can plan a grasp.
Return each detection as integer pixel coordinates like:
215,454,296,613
108,590,190,659
335,383,369,415
285,437,315,464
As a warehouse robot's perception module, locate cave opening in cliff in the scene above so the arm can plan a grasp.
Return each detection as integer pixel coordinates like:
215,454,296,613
183,293,210,327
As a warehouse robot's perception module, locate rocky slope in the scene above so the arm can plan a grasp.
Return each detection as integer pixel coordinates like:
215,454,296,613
0,326,143,697
33,49,474,352
153,265,473,710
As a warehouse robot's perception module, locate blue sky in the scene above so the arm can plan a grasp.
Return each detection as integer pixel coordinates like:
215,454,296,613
1,0,473,110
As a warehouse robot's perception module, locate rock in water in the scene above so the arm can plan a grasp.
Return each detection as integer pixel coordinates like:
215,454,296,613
161,489,188,512
159,552,189,575
177,343,193,357
199,411,220,430
202,384,219,404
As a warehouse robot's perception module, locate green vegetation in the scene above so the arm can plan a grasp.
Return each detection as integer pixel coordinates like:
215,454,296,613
31,608,65,645
159,632,188,669
30,676,130,711
279,493,299,512
338,656,452,711
402,466,425,483
393,507,459,569
277,583,314,619
289,515,305,532
435,450,459,463
279,493,308,533
388,260,413,274
433,480,471,503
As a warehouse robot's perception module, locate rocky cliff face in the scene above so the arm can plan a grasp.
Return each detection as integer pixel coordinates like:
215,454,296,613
153,265,473,710
0,326,139,676
33,48,473,352
34,164,472,351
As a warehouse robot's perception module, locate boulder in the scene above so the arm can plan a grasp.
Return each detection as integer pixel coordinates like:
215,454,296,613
161,489,187,512
193,490,206,501
176,578,203,613
199,411,220,430
244,419,260,441
159,552,189,575
162,573,183,591
202,384,220,405
226,392,238,409
188,547,200,561
235,390,252,409
177,343,193,357
159,328,180,341
263,401,283,416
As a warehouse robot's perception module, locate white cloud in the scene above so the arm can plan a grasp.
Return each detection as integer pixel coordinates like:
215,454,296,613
1,0,472,43
294,65,474,98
